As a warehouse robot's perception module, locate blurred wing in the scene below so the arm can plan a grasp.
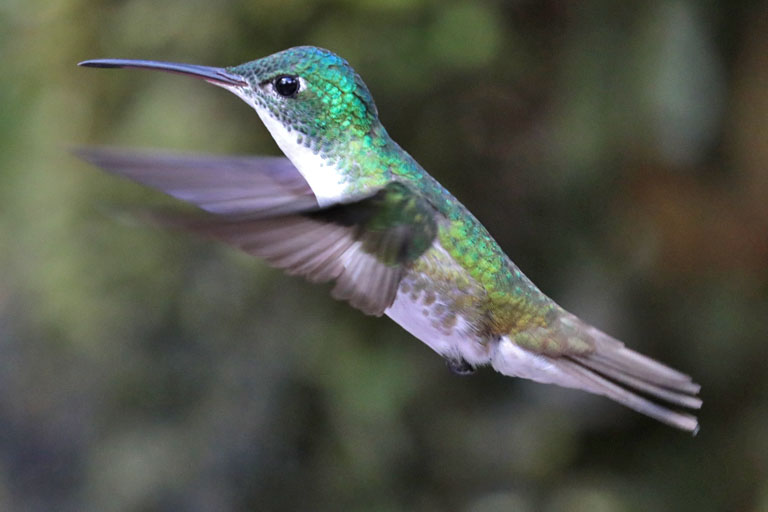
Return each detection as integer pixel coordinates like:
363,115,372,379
79,148,438,314
76,147,317,217
156,182,439,316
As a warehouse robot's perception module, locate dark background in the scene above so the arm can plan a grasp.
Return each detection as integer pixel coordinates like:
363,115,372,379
1,1,767,510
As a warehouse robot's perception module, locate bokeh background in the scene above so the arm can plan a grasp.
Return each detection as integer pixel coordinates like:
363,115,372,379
2,1,767,511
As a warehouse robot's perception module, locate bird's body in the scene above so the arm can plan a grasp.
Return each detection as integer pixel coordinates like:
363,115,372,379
79,46,701,432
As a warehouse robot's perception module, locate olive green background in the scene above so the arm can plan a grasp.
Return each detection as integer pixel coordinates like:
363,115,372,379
1,1,767,511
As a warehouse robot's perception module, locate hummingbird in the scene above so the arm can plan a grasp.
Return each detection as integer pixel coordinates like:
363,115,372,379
78,46,701,432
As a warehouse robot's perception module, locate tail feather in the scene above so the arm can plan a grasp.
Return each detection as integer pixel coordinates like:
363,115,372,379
490,322,701,433
585,327,700,394
571,355,702,409
554,358,700,433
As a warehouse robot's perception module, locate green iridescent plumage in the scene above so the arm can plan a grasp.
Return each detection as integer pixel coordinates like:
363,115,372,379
78,46,701,432
230,47,556,338
309,181,437,266
229,47,377,157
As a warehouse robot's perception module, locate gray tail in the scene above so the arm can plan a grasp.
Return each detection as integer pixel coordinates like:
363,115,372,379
492,321,701,433
562,324,700,433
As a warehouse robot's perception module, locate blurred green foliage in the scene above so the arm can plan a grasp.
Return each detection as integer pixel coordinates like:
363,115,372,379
2,1,768,511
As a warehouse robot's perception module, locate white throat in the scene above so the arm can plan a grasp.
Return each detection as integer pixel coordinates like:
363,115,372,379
224,85,349,207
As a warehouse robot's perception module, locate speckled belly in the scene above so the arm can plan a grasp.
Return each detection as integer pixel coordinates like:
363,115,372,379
384,242,494,366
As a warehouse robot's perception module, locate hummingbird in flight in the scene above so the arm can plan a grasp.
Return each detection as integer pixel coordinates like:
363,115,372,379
78,46,701,432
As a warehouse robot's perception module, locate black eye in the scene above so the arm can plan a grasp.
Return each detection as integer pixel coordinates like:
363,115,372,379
273,75,300,97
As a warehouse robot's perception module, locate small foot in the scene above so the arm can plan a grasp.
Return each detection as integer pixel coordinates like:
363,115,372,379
446,358,475,376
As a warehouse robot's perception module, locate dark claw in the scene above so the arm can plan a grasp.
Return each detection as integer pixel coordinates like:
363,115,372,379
446,358,475,376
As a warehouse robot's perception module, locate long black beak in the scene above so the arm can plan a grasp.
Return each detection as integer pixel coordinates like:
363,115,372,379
78,59,248,87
